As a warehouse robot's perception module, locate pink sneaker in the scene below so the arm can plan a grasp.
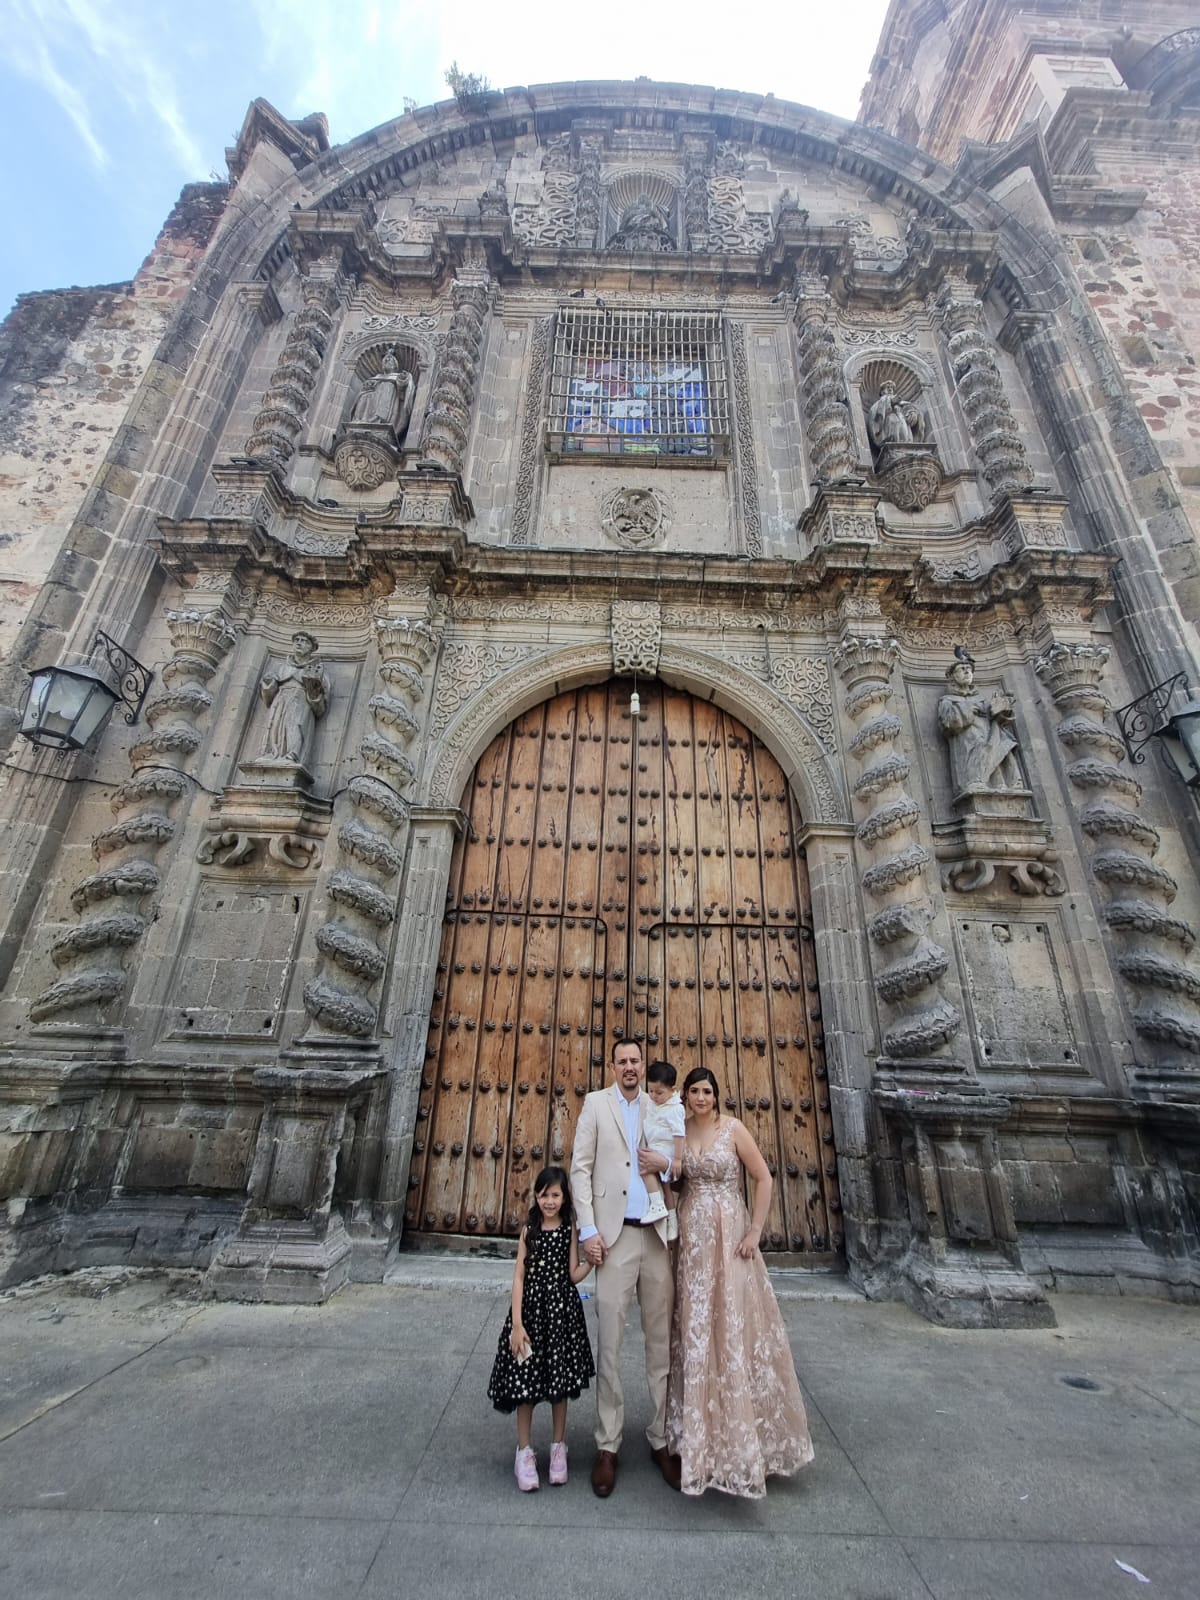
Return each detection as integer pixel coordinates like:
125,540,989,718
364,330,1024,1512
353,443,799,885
514,1446,539,1492
549,1441,568,1486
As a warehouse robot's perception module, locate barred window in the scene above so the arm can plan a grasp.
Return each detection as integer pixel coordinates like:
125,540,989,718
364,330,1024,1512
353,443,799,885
547,307,729,460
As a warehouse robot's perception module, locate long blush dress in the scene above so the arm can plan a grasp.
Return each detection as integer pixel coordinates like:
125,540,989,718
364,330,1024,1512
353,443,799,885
665,1118,814,1497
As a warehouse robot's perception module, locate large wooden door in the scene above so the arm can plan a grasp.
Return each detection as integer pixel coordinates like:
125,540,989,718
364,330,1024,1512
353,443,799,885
408,680,842,1259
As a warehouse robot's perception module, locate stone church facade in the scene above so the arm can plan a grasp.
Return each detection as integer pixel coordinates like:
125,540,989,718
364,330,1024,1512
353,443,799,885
1,2,1199,1325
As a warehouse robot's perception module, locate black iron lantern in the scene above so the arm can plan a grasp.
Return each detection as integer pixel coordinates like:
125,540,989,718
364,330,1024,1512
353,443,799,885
1115,671,1200,790
19,631,153,752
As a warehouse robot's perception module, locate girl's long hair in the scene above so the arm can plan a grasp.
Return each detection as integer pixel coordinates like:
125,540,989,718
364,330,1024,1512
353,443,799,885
525,1164,575,1237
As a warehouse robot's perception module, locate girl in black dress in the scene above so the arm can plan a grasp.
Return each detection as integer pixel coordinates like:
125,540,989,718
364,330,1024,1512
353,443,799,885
488,1165,595,1491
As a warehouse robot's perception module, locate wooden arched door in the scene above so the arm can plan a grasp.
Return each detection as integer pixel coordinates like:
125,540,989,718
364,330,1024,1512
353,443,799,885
407,680,842,1260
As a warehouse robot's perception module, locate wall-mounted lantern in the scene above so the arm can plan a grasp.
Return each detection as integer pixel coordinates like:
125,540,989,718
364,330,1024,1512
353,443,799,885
1115,671,1200,788
19,631,153,752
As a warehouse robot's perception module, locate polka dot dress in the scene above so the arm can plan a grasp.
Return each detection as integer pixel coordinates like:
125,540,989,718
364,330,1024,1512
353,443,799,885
488,1223,595,1412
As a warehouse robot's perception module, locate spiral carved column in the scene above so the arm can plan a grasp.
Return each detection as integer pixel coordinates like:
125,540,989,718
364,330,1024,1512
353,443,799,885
418,266,490,476
934,277,1033,498
834,635,963,1068
245,264,342,465
300,613,440,1046
31,608,237,1028
1035,642,1200,1068
794,276,856,483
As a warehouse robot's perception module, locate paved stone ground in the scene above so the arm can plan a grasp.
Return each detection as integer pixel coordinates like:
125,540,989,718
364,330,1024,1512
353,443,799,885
0,1265,1197,1600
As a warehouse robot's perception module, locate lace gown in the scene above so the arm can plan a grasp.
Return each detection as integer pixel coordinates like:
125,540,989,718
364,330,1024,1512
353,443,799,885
665,1119,815,1497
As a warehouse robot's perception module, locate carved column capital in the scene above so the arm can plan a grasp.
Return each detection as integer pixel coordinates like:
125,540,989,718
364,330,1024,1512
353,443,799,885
832,634,900,687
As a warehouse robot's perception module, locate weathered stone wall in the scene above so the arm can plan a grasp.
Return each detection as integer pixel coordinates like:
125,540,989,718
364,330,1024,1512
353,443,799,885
0,184,228,667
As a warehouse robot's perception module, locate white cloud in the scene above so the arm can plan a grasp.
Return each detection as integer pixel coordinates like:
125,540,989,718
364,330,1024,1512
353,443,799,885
6,0,207,176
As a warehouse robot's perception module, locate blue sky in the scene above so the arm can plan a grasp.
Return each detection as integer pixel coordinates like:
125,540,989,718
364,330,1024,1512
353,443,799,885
0,0,891,319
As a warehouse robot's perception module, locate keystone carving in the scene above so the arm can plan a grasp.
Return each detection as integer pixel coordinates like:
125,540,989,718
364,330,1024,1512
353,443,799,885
611,601,661,678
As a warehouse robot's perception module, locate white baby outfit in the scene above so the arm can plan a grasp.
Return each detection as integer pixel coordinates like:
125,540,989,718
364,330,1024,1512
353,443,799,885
641,1091,685,1225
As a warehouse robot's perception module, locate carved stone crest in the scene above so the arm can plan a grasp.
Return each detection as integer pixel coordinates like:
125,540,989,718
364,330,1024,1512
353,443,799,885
333,436,395,491
601,486,670,549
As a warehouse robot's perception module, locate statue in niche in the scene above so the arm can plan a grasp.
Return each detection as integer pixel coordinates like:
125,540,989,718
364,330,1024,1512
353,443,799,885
937,648,1023,796
257,632,330,766
868,380,927,449
865,377,940,511
349,346,415,438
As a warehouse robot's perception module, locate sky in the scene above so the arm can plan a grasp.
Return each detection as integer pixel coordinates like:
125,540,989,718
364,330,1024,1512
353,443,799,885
0,0,893,319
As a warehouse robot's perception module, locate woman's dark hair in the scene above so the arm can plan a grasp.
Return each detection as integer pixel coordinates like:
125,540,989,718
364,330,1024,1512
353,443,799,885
525,1164,575,1236
681,1065,721,1115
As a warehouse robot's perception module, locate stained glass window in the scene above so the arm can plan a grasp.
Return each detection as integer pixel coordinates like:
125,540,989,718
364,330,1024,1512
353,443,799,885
548,307,728,459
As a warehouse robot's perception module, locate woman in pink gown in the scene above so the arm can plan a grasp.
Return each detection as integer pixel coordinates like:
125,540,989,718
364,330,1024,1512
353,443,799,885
665,1065,814,1498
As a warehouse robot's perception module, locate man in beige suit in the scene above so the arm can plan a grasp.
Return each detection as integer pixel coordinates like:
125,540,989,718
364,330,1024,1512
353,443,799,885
571,1039,681,1497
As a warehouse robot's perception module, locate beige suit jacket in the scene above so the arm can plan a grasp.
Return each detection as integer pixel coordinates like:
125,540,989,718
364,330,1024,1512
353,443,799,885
570,1087,668,1249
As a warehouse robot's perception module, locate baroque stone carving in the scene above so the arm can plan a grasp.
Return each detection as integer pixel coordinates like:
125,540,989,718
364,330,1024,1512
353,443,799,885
729,323,763,557
246,260,342,465
866,376,942,512
211,490,264,519
428,642,536,738
601,486,670,548
608,195,675,253
419,266,490,476
1035,642,1200,1062
794,278,857,482
349,347,414,433
934,276,1034,498
510,316,551,547
255,632,330,768
834,635,963,1066
32,609,238,1026
360,313,439,334
300,609,441,1044
611,600,662,677
938,650,1022,799
726,653,837,753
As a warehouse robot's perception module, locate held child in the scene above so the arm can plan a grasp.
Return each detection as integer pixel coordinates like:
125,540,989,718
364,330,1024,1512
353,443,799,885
487,1165,595,1491
641,1060,685,1241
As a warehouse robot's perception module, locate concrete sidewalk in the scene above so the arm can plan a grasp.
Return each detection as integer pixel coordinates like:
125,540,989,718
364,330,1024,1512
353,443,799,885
0,1268,1197,1600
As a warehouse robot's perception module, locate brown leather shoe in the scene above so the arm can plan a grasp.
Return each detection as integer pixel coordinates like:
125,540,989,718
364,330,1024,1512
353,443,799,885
591,1449,618,1498
650,1444,682,1491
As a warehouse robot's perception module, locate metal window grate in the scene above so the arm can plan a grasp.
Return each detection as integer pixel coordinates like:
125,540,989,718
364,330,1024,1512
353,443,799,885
547,307,728,460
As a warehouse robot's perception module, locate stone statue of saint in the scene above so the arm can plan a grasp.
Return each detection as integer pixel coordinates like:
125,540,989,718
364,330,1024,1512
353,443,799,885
937,651,1023,795
868,381,919,449
258,632,330,766
349,347,415,437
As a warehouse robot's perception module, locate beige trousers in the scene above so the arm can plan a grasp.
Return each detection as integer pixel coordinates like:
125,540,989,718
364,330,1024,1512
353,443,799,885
593,1221,674,1453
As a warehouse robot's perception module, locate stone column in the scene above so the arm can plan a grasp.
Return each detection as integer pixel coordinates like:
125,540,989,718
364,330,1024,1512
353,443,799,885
298,608,441,1050
793,275,857,483
833,634,963,1071
934,275,1034,498
1035,641,1200,1085
418,265,491,476
245,258,344,465
30,607,237,1034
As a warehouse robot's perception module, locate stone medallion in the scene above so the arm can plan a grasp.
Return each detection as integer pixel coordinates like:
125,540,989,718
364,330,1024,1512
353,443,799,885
601,486,671,549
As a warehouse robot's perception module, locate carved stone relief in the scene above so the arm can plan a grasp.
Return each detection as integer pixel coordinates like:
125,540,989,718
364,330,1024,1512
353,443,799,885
611,600,662,677
428,642,539,738
729,324,763,557
725,653,837,753
601,486,671,549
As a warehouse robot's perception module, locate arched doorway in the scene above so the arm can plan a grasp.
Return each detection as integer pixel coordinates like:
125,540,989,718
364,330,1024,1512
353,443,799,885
407,679,842,1260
